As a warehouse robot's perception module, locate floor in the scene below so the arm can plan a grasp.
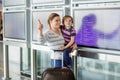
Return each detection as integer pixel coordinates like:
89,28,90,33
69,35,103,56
0,48,31,80
0,45,4,79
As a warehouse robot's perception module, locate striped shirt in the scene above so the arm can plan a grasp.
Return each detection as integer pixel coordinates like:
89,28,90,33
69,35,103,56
39,30,65,59
60,25,76,47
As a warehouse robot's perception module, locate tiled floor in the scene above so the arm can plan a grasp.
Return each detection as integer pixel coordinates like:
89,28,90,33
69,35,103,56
0,63,31,80
0,70,30,80
0,43,3,79
0,49,31,80
0,70,3,80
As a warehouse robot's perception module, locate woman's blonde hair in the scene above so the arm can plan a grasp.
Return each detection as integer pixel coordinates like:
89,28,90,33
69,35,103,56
48,13,60,26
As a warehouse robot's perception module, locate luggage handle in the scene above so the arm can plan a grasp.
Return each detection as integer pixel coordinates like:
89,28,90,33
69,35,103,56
53,51,64,68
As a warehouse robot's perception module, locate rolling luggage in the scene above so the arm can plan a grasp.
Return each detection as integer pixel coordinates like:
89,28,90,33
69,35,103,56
41,50,75,80
41,67,75,80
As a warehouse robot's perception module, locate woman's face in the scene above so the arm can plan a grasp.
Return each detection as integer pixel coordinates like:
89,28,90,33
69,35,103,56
50,16,61,29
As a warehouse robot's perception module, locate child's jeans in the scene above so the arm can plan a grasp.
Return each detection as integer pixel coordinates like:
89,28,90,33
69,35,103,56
63,48,73,69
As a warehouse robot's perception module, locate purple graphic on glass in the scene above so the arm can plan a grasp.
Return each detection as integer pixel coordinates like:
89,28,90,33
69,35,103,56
75,14,120,48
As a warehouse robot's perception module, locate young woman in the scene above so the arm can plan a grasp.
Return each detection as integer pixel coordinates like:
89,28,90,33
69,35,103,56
38,13,65,68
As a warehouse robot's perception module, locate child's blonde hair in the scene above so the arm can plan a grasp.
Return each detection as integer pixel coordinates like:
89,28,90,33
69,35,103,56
62,15,73,25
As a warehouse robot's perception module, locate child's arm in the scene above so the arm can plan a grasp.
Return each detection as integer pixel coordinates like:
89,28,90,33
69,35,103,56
60,36,75,50
71,43,77,52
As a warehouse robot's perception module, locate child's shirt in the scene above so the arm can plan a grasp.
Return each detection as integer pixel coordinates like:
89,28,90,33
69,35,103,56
60,25,76,48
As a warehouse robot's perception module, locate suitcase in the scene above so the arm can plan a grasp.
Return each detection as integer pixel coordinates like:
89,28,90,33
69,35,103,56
41,67,75,80
51,50,64,68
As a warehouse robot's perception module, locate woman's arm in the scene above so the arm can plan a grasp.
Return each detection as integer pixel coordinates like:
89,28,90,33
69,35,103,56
38,19,46,44
38,19,43,36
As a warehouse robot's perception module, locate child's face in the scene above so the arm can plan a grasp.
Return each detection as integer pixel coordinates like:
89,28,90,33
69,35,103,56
64,17,73,28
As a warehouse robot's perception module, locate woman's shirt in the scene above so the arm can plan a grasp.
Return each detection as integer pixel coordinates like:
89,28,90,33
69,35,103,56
39,30,65,59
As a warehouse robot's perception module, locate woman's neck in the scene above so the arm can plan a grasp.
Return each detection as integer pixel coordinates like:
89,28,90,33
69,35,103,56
51,28,61,35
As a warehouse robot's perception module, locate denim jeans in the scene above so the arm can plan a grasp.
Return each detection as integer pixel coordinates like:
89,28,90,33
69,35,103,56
63,48,73,69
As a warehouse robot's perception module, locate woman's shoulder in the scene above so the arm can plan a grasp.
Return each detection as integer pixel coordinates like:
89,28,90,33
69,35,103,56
44,30,54,36
43,29,51,33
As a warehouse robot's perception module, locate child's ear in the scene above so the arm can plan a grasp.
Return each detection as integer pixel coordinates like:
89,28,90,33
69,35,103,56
48,26,51,30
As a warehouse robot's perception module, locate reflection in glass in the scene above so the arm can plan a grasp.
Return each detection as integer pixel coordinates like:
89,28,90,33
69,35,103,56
0,11,2,40
21,48,31,76
77,53,120,80
32,10,63,41
36,50,51,79
74,9,120,50
4,0,25,6
32,0,63,4
4,12,25,40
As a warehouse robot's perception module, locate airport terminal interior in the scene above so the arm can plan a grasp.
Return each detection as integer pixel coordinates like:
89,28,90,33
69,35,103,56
0,0,120,80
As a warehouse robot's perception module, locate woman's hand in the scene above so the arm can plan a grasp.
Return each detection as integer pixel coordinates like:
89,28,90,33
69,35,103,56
38,19,43,36
38,19,43,31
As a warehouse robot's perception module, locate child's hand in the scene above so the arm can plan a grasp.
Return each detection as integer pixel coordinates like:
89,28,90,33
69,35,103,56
60,46,65,50
71,44,77,52
38,19,43,31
